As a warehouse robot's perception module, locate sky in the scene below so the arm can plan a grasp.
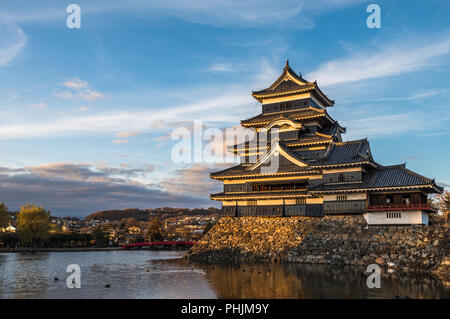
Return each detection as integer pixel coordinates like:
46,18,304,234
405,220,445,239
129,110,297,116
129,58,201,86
0,0,450,217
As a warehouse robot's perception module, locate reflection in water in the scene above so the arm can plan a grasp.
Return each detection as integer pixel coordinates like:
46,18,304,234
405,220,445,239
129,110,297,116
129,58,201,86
0,251,448,299
197,263,449,299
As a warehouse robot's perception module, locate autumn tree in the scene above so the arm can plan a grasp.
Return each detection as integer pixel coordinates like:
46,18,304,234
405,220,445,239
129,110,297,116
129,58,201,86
92,225,110,247
0,202,9,229
146,216,163,242
16,204,51,247
431,191,450,213
202,221,216,236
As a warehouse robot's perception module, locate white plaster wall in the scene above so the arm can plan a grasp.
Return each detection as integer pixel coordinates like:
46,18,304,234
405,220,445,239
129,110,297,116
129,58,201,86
324,193,367,201
363,210,428,225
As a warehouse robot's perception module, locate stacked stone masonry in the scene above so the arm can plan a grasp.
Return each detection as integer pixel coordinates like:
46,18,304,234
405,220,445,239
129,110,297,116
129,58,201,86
186,216,449,278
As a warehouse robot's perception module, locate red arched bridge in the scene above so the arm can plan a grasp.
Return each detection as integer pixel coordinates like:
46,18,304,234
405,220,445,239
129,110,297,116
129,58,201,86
121,241,196,250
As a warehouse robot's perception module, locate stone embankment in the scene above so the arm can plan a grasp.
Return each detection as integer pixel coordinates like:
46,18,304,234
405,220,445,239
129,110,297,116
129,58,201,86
289,215,449,272
185,217,320,262
185,215,449,275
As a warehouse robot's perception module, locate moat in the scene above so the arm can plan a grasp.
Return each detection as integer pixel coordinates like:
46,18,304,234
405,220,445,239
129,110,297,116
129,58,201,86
0,250,448,299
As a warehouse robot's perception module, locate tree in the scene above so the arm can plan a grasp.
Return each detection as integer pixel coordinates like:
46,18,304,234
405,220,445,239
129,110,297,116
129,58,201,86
0,202,9,229
431,191,450,213
146,216,163,242
202,221,216,236
92,225,110,247
16,204,51,247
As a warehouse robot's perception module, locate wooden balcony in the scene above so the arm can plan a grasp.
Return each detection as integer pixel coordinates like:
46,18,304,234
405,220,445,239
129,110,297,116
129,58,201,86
367,203,436,212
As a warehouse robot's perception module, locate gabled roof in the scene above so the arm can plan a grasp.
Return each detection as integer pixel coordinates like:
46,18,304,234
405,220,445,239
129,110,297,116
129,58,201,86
309,164,443,193
366,164,442,190
210,163,318,179
308,139,373,167
211,143,319,179
241,107,327,127
248,143,309,171
210,190,310,200
284,134,333,147
229,132,333,153
251,60,334,106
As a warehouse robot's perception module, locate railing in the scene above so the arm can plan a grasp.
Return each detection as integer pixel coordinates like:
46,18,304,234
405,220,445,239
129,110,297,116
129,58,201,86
367,203,435,212
121,241,196,249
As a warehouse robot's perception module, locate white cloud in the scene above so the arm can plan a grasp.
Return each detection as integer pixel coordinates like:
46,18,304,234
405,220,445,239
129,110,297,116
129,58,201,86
112,139,129,144
115,130,143,138
0,24,27,66
359,89,448,103
64,78,89,90
0,0,363,27
207,63,238,72
307,33,450,86
27,102,47,110
55,78,105,101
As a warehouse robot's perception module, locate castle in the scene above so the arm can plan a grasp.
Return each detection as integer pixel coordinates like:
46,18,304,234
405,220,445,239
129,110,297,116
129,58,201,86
210,61,442,225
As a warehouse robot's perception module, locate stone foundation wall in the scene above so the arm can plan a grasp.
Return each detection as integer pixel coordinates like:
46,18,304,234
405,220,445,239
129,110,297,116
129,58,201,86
185,217,320,262
289,215,449,272
186,215,449,274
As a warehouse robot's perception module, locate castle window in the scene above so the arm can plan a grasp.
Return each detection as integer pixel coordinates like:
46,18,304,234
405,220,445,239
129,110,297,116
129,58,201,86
338,173,345,182
402,194,411,205
386,195,394,204
387,212,401,219
296,198,306,205
247,200,257,206
337,195,347,201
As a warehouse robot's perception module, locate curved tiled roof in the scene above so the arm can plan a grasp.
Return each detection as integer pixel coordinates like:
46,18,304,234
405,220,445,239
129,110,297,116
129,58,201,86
308,139,372,166
309,164,443,193
252,79,314,96
241,107,326,126
251,61,334,106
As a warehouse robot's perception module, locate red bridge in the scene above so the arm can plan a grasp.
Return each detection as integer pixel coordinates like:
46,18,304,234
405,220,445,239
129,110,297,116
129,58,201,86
121,241,197,250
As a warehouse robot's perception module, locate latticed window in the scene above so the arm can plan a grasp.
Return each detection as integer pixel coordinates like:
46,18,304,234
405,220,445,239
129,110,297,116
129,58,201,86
247,200,257,206
337,195,347,201
338,174,345,182
386,212,401,219
296,198,306,205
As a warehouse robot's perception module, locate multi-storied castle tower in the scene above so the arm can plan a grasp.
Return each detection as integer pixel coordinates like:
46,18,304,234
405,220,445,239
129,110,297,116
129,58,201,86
210,61,442,225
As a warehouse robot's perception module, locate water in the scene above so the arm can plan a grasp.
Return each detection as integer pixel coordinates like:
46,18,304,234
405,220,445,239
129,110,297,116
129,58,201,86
0,251,448,299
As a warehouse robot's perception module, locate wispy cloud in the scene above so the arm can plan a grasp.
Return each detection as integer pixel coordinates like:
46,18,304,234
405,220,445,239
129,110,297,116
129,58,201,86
341,108,450,140
358,89,448,103
55,78,105,101
27,102,47,110
0,0,363,27
207,62,238,72
307,33,450,86
0,23,27,66
161,163,226,197
0,162,210,216
112,139,129,144
63,78,89,90
115,130,143,138
0,85,253,139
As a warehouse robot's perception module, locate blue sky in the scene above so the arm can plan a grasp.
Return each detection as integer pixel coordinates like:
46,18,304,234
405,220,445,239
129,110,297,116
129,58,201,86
0,0,449,216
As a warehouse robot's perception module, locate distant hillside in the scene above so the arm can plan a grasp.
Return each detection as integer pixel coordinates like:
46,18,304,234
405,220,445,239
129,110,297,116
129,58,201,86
84,207,219,222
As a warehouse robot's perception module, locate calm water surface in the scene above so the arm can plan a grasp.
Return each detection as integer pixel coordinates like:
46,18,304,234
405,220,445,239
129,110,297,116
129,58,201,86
0,250,448,299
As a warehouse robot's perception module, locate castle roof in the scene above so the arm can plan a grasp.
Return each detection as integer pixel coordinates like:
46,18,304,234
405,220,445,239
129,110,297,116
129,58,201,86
308,139,373,167
241,107,327,127
309,164,443,193
251,60,334,106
